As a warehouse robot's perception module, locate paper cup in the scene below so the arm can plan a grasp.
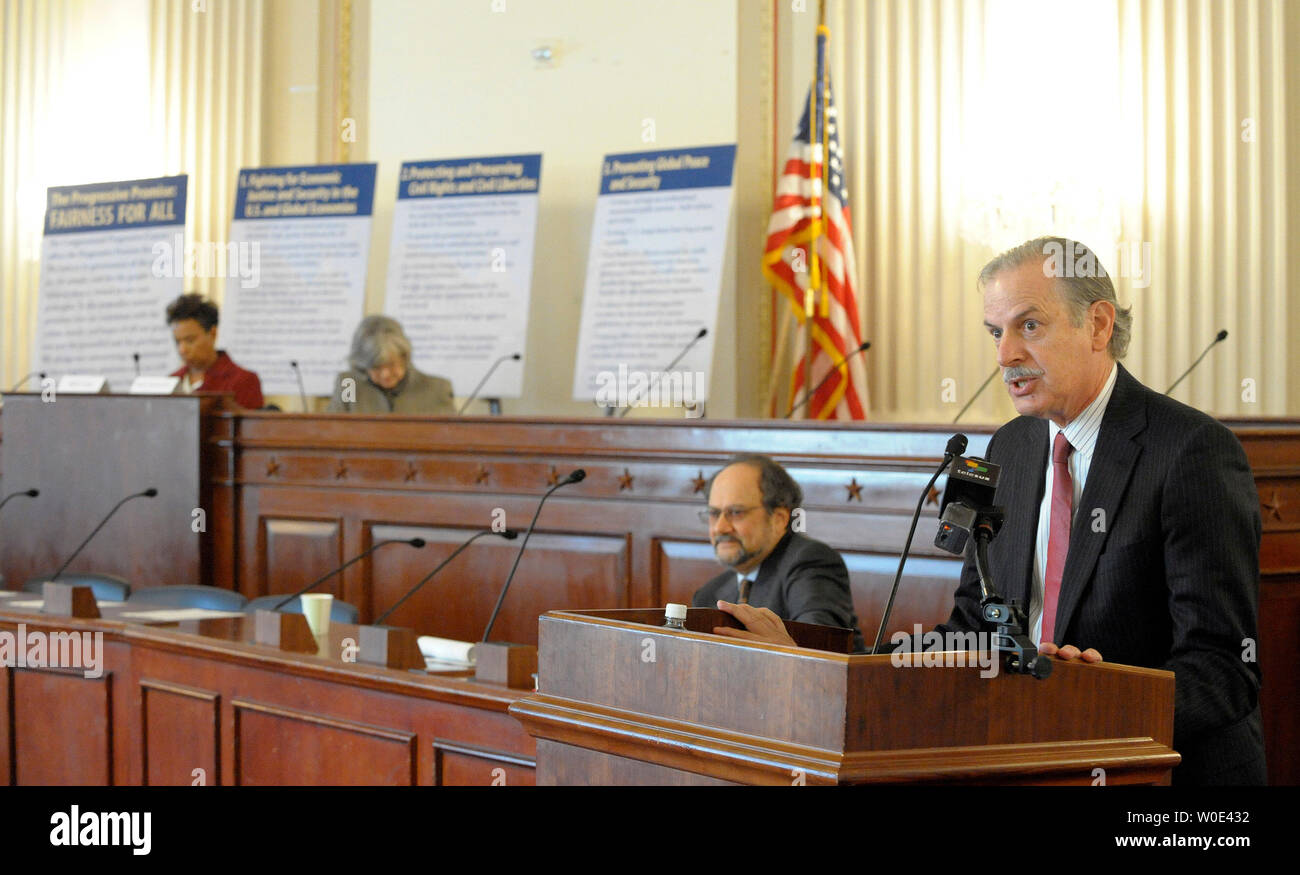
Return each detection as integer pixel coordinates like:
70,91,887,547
299,594,333,638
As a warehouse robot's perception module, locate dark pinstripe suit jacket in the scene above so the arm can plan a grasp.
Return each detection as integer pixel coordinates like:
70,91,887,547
938,364,1265,785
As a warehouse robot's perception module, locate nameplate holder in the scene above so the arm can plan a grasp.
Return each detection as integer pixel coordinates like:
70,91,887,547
253,609,316,652
56,375,110,394
129,376,181,395
357,624,425,670
41,582,101,619
474,642,538,688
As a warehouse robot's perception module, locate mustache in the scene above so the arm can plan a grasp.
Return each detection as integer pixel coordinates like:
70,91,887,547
1003,366,1045,382
713,535,740,545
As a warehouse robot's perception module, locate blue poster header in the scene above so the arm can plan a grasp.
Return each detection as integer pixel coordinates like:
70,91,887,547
233,163,377,220
43,175,188,235
598,144,736,195
397,154,542,199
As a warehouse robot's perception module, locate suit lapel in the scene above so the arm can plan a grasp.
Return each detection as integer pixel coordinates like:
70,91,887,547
993,419,1048,610
1054,365,1147,638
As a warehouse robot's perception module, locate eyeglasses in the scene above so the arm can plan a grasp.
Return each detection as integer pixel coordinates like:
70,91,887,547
697,505,764,525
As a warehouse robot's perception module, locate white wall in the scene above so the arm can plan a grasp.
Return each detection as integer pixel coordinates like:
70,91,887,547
366,0,739,417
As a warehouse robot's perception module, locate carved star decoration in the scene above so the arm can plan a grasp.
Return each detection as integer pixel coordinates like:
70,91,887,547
547,466,561,486
926,486,941,506
618,468,634,491
845,478,863,502
475,464,491,485
265,457,281,477
404,462,418,482
334,460,348,480
691,470,707,494
1261,488,1284,522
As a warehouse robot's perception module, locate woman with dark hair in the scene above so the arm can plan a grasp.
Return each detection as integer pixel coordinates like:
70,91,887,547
326,315,455,414
166,293,264,409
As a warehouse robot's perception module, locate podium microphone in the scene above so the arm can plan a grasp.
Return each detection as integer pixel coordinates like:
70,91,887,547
6,372,46,392
289,360,309,412
374,529,518,625
132,352,141,377
1166,330,1229,395
0,488,39,514
46,488,158,582
482,469,585,641
270,537,426,611
952,366,1001,424
458,353,522,415
616,328,708,417
784,341,871,419
870,434,967,654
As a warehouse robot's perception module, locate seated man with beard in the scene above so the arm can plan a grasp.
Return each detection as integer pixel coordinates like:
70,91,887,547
692,454,866,653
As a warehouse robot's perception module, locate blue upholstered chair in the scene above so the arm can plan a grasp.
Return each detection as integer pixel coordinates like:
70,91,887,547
25,573,131,602
244,594,359,624
126,585,247,612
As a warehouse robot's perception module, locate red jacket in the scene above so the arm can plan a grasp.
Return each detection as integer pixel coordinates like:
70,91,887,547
171,351,264,410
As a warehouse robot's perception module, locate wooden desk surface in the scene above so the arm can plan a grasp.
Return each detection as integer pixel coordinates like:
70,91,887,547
0,604,535,785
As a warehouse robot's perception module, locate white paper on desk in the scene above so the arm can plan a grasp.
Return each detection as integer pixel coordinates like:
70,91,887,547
4,600,44,609
117,608,248,622
0,591,20,598
418,636,476,665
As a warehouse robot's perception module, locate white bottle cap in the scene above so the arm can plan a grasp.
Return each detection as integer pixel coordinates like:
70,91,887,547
665,603,688,620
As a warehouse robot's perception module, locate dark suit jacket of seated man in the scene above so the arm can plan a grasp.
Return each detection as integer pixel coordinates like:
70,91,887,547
694,529,867,653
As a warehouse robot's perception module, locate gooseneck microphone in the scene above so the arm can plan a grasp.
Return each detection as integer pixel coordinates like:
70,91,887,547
270,537,426,610
48,488,158,581
870,434,967,654
374,529,518,625
1166,329,1229,395
132,352,141,377
0,488,39,514
784,341,871,419
482,469,586,641
289,360,309,412
952,367,1001,424
616,328,708,417
458,353,522,415
6,372,46,392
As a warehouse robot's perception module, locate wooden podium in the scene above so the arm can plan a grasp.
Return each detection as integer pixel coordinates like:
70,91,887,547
509,608,1179,785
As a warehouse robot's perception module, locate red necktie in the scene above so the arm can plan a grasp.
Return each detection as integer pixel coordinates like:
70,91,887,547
1041,433,1073,645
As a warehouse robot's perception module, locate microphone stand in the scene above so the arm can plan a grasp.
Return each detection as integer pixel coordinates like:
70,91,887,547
970,510,1051,679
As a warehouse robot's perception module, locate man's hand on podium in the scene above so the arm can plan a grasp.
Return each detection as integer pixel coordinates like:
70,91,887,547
1038,641,1104,663
712,600,797,647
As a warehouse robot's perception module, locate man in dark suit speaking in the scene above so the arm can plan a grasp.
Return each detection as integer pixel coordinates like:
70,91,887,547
693,454,866,653
724,237,1265,785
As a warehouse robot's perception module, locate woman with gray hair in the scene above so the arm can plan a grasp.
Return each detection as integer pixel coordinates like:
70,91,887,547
326,315,456,414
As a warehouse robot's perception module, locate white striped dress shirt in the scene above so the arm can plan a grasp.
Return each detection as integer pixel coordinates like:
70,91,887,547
1030,363,1118,644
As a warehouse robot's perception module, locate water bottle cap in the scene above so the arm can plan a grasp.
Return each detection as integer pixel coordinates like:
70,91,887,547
664,603,688,620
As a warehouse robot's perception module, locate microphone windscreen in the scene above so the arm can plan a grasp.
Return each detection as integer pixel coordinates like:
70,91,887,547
945,434,968,456
27,489,39,497
1216,329,1229,342
511,353,522,360
568,469,587,483
143,488,159,497
696,328,708,339
409,538,426,548
501,529,520,540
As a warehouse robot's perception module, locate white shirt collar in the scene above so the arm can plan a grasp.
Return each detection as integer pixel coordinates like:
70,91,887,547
1048,363,1118,456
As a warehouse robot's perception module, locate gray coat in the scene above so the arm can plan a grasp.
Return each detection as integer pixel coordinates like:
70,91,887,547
325,366,456,415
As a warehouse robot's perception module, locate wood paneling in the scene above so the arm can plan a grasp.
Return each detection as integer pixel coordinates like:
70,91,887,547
432,740,535,787
260,517,343,599
140,679,220,786
233,699,417,786
11,667,112,785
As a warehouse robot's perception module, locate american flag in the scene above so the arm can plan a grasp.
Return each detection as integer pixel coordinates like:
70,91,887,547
762,49,868,420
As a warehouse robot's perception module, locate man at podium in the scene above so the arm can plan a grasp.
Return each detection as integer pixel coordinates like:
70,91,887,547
693,455,866,652
166,293,264,410
724,238,1264,786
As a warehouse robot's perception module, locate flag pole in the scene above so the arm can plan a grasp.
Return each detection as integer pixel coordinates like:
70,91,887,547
802,0,828,417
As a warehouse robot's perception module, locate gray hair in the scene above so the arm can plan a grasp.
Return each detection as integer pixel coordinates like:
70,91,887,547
978,236,1133,359
348,315,412,372
707,454,803,524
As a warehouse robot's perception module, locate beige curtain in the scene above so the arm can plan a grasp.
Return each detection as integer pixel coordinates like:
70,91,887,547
772,0,1289,420
0,0,265,389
